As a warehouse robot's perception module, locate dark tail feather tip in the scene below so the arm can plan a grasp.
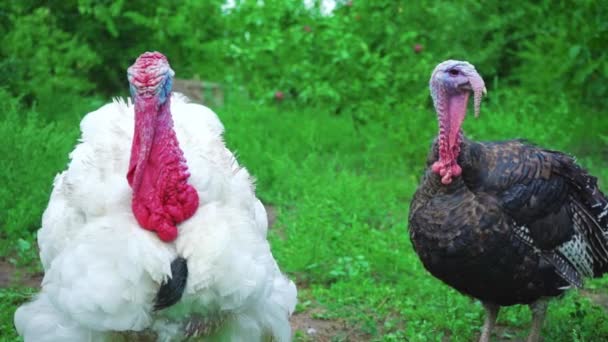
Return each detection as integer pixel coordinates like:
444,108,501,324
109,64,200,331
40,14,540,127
154,257,188,311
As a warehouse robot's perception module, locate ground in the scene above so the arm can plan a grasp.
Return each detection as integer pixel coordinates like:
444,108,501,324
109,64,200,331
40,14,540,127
4,259,608,341
0,205,369,341
0,260,42,289
2,91,608,341
3,204,608,341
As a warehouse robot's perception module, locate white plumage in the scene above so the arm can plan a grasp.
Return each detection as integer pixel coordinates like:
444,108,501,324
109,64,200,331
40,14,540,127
14,94,297,341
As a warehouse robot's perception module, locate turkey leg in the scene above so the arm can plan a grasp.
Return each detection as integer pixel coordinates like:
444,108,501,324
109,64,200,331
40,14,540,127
479,302,500,342
526,299,548,342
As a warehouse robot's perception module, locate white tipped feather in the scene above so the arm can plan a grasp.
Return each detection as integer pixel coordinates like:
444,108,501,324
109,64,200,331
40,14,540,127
16,94,296,341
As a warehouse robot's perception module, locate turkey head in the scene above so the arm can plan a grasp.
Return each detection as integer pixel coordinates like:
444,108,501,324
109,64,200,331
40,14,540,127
429,60,487,185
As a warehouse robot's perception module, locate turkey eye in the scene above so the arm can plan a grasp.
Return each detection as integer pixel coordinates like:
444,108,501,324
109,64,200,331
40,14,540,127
449,69,459,76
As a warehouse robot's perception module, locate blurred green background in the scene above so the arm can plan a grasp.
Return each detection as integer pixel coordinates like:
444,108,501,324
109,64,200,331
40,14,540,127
1,1,607,341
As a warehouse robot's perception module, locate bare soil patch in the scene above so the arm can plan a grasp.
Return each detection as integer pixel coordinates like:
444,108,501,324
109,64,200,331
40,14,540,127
0,259,42,289
581,289,608,311
491,324,526,342
290,309,368,342
264,204,278,228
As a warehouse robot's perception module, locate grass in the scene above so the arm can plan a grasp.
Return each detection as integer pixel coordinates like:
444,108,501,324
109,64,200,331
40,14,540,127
1,87,607,341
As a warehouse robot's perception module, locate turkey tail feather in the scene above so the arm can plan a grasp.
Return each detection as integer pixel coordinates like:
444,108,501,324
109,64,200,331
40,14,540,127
154,257,188,311
553,152,608,275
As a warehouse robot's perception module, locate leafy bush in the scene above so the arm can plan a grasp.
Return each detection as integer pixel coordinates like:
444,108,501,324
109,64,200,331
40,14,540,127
0,89,80,258
1,6,98,115
1,0,228,105
214,0,608,113
2,0,606,116
512,1,608,108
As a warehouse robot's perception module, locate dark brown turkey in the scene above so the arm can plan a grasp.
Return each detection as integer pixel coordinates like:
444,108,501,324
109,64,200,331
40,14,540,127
408,60,608,342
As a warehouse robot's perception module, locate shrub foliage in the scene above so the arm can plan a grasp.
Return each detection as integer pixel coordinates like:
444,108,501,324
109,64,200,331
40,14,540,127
1,0,606,112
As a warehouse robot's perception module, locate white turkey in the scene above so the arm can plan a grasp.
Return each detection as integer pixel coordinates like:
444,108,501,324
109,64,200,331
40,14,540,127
14,52,297,341
408,60,608,342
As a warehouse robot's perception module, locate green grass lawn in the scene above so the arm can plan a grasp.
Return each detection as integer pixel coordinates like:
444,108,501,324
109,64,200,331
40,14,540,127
1,89,607,341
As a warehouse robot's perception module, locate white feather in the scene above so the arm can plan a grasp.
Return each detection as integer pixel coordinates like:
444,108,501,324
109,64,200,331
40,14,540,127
15,94,297,341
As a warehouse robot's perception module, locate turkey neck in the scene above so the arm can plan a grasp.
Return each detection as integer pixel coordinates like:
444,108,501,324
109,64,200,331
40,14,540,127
128,98,179,191
431,86,470,185
127,96,199,242
128,98,163,191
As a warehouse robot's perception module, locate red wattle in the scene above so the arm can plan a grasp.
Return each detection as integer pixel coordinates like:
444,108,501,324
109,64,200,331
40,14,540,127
128,98,199,242
433,92,469,184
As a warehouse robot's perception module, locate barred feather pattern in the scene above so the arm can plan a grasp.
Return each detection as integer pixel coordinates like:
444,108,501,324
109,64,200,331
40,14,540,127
555,159,608,279
510,225,585,287
511,161,608,288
